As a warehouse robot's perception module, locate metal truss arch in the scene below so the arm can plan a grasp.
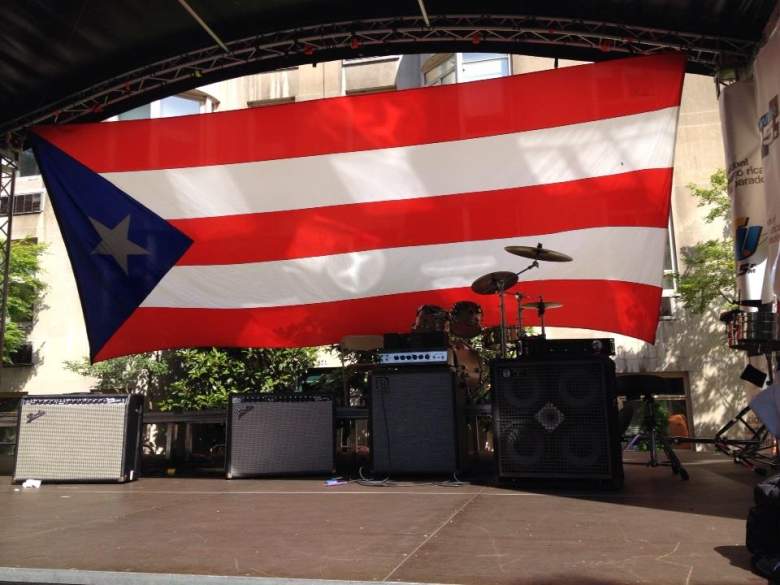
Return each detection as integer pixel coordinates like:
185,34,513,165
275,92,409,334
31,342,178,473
1,13,759,142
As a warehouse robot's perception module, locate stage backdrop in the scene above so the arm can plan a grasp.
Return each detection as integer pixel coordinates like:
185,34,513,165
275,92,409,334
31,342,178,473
719,79,768,303
754,23,780,302
32,54,685,361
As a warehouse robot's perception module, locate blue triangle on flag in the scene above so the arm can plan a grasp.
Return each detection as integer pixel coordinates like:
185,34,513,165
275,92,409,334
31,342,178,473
30,135,193,361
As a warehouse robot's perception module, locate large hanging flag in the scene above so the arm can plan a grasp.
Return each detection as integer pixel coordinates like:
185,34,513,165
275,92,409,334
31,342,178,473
33,54,685,362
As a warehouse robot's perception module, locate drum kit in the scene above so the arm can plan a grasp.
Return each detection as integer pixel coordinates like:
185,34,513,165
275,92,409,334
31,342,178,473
405,242,573,396
471,242,572,358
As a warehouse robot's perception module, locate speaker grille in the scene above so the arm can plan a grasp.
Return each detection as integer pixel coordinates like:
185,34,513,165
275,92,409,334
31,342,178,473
493,359,617,479
14,396,135,482
370,368,460,474
227,395,333,477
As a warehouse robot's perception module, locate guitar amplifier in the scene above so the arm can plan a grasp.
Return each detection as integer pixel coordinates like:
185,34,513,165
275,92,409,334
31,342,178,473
370,367,463,475
226,394,334,478
13,394,144,483
491,357,623,486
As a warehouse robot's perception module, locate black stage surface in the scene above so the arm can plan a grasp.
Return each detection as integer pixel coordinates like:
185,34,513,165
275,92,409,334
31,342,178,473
0,451,766,585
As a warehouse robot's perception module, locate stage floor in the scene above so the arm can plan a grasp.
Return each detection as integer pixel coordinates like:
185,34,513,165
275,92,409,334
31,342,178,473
0,452,767,585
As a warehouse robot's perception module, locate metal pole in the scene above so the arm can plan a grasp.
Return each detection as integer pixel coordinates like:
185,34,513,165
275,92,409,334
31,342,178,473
0,148,19,383
498,285,507,359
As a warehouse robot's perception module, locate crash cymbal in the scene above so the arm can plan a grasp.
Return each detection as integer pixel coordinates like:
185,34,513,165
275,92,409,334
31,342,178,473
521,301,563,310
505,244,573,262
471,271,519,295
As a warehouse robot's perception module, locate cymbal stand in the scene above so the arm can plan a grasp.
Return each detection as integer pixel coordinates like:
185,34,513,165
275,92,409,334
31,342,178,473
498,261,538,357
515,293,525,333
537,296,548,339
497,281,507,358
515,260,539,277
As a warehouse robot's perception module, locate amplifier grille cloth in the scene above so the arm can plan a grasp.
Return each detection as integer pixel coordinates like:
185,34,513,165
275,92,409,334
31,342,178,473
230,400,333,475
15,402,126,481
495,361,611,477
371,370,457,474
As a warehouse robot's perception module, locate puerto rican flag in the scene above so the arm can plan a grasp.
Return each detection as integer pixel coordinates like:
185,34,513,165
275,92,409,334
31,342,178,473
32,54,685,362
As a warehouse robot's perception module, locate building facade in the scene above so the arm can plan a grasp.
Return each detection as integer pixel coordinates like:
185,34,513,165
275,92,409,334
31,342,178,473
0,54,745,438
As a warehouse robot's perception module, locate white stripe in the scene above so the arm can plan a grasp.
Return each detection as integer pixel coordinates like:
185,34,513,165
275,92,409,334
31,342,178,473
141,227,665,309
104,108,678,219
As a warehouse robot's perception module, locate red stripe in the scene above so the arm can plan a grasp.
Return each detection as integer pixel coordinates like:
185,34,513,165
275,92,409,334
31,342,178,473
94,280,661,360
35,55,685,173
171,169,672,265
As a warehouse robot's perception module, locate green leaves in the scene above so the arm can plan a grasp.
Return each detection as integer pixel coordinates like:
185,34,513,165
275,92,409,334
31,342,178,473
677,169,735,314
2,238,47,364
66,347,318,411
686,169,729,225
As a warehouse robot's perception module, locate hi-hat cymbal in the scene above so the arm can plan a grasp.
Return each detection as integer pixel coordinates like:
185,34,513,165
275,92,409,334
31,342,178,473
471,271,519,295
505,244,573,262
521,301,563,310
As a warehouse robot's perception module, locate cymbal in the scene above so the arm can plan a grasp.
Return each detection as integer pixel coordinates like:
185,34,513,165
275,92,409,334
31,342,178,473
505,244,573,262
471,271,519,295
521,301,563,310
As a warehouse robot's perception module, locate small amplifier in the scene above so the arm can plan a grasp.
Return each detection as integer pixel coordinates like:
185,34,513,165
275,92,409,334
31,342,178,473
378,349,453,365
521,337,615,357
370,367,463,475
226,393,334,478
384,331,449,350
13,394,143,483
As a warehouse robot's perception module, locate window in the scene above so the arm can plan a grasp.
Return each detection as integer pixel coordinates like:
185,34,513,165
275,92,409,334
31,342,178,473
8,342,33,366
620,374,692,441
423,53,510,86
115,94,206,122
159,95,202,118
117,103,151,121
0,192,43,215
661,216,679,319
247,96,296,108
424,54,457,86
17,149,39,177
460,53,511,82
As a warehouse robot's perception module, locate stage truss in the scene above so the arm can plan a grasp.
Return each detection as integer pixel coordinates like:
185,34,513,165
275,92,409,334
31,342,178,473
0,13,759,141
0,149,18,377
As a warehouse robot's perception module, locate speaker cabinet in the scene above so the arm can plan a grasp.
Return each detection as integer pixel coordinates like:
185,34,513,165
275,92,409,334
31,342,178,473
226,394,334,478
491,357,622,484
370,367,463,475
13,394,143,483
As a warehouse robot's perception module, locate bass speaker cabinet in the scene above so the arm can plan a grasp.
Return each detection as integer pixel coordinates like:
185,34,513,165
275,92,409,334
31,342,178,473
13,394,143,483
370,367,463,475
491,357,623,486
226,394,334,478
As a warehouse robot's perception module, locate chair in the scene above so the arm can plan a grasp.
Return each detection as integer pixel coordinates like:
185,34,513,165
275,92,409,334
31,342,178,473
616,374,689,481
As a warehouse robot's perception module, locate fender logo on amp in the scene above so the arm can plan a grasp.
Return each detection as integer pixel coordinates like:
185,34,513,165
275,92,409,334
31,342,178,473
237,405,254,420
26,410,46,423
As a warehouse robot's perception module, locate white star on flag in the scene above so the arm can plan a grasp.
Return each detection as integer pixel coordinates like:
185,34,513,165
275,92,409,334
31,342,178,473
89,215,149,274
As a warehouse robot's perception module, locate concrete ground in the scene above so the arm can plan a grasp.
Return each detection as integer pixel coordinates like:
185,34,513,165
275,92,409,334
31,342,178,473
0,452,768,585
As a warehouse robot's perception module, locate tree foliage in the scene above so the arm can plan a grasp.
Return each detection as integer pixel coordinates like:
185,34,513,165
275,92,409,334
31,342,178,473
65,347,318,411
676,169,736,313
3,238,47,364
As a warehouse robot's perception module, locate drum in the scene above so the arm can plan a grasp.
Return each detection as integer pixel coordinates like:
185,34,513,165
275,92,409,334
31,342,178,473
482,326,524,349
413,304,450,333
450,301,483,338
452,341,482,391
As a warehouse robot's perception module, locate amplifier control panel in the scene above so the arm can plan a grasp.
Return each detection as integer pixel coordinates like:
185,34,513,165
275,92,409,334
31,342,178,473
379,349,452,365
